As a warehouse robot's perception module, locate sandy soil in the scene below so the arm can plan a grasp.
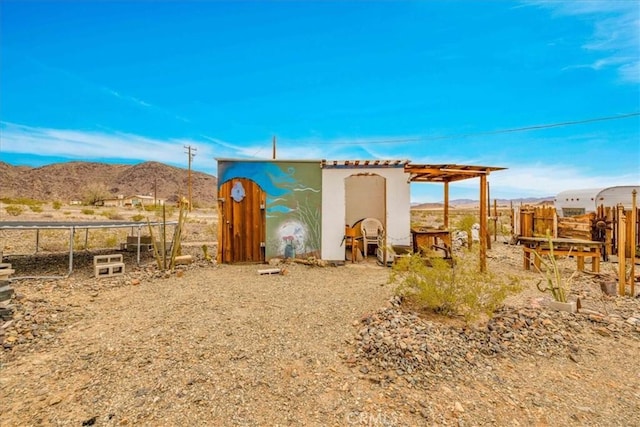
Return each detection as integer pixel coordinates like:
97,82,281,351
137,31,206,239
0,207,639,426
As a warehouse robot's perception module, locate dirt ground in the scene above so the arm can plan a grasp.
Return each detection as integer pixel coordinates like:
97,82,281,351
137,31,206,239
1,207,639,426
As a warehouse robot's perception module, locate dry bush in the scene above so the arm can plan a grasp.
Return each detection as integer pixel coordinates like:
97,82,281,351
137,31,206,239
391,250,521,322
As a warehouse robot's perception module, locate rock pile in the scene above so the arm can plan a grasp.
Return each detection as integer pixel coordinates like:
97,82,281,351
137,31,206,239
350,296,640,387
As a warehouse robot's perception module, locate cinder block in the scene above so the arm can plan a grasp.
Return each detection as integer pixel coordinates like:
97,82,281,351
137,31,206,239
94,263,125,278
0,269,15,280
94,254,123,266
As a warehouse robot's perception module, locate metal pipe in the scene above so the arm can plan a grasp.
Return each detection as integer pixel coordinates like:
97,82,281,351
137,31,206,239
68,227,75,276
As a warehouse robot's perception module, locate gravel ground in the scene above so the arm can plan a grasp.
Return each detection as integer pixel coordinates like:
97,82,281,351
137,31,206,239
1,238,639,426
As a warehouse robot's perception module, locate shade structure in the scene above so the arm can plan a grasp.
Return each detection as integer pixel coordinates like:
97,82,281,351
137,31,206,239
405,163,507,272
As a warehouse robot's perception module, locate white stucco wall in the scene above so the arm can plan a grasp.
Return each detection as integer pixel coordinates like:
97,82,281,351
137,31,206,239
321,167,411,260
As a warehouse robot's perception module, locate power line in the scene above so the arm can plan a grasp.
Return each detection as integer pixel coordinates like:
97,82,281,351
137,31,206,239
312,112,640,145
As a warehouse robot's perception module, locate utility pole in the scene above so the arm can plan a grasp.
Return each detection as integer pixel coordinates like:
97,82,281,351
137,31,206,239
272,135,277,160
184,145,197,211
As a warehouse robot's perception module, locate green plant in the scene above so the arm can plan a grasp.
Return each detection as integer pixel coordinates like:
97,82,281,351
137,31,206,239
104,235,119,248
99,209,123,220
1,197,42,206
81,208,95,215
202,244,212,261
532,236,575,303
455,214,477,249
5,205,24,216
391,250,521,322
150,205,175,218
29,204,43,213
52,200,62,210
131,214,145,222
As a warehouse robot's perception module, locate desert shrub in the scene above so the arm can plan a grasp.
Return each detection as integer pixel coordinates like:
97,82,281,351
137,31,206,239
81,208,95,215
52,200,62,210
5,205,23,216
100,209,123,220
131,214,145,222
143,205,156,212
390,250,521,322
1,197,42,206
82,182,109,206
29,204,43,213
63,211,72,216
149,205,175,218
104,235,119,248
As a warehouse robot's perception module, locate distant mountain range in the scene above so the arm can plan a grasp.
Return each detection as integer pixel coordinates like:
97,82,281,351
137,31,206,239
411,197,554,209
0,160,552,208
0,161,217,206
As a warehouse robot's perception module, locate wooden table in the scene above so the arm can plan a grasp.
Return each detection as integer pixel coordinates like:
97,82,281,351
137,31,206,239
411,228,452,257
517,236,603,273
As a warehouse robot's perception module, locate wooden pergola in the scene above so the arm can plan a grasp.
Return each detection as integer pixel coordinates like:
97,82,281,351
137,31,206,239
405,163,507,272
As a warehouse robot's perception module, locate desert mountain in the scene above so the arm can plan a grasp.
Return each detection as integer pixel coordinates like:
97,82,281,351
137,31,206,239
0,161,217,206
411,197,554,209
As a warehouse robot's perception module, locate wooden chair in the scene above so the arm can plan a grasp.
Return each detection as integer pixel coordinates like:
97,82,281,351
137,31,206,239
360,218,383,258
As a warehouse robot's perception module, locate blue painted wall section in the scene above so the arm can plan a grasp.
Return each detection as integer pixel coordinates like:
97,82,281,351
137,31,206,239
218,161,322,259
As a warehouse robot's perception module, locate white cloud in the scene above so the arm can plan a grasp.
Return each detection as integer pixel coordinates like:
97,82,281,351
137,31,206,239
2,123,637,201
527,0,640,83
485,163,638,197
0,122,218,174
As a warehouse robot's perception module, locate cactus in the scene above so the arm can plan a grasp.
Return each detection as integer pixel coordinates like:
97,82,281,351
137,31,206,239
532,235,576,303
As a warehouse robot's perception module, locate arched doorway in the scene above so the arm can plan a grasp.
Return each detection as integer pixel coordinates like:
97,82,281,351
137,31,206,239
218,178,266,263
345,174,386,257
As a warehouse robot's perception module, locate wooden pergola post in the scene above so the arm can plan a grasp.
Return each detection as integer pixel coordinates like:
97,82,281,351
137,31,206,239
480,173,488,272
444,181,450,229
630,190,637,296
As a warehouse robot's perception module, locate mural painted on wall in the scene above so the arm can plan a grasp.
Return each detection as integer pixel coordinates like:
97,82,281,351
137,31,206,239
218,161,321,259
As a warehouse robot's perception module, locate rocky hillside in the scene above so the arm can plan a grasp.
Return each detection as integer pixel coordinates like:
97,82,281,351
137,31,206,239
0,161,217,206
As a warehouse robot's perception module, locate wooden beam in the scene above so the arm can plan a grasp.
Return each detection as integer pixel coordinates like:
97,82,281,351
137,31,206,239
441,168,488,175
480,174,488,272
444,181,449,229
486,181,491,250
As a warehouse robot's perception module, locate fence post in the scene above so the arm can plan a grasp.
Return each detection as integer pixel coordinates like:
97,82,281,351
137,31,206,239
617,204,626,296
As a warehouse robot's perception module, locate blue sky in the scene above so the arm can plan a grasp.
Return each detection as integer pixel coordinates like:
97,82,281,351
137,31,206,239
1,1,638,202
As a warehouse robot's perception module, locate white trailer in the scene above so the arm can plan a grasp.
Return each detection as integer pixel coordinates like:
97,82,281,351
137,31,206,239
555,186,640,217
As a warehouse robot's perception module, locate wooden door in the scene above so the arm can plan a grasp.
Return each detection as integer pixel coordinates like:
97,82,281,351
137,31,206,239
218,178,266,263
